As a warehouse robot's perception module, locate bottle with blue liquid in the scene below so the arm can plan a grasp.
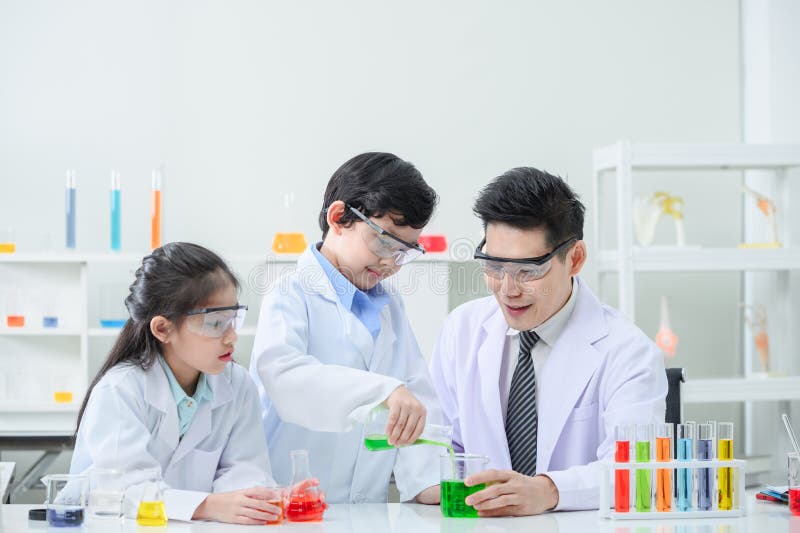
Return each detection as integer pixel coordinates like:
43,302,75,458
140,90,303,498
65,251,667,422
110,171,121,251
65,170,76,249
677,423,694,511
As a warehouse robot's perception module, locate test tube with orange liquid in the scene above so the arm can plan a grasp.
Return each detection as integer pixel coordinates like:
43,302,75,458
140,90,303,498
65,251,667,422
655,423,673,512
151,170,162,250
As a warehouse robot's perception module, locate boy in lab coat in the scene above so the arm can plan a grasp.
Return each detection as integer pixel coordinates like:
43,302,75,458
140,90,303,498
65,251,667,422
250,152,442,504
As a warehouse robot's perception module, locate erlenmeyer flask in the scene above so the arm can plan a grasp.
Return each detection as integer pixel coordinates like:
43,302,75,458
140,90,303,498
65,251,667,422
136,468,167,526
285,450,326,522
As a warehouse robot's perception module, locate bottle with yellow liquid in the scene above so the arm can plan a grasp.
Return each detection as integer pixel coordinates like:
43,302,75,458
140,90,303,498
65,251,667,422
0,227,15,254
718,422,735,511
272,192,307,254
136,468,167,526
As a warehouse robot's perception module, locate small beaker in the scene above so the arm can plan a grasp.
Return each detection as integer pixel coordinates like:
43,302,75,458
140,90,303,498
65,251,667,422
88,468,124,520
5,289,25,328
789,452,800,516
100,283,128,328
0,227,15,253
264,486,287,525
136,468,167,526
41,474,88,527
440,453,488,518
364,407,452,451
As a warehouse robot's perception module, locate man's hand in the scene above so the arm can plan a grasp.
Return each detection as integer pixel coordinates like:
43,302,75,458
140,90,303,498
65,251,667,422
384,385,426,446
414,485,440,504
463,470,559,517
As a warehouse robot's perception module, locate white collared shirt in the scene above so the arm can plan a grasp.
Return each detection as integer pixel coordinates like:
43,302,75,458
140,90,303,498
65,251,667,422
499,277,579,423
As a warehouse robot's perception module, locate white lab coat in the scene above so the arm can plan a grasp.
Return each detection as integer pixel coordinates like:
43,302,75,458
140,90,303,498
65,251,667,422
70,361,274,521
429,277,667,511
249,248,442,504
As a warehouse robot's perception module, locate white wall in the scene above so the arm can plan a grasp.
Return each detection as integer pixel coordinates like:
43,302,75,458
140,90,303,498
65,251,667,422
0,0,743,501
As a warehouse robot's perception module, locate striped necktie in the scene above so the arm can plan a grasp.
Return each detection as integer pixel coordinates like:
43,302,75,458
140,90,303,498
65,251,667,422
505,330,540,476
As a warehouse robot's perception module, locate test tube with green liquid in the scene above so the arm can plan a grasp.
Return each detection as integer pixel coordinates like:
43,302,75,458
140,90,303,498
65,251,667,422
635,424,653,512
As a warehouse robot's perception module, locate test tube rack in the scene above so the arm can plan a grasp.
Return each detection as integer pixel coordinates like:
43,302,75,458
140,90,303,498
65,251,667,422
599,459,746,519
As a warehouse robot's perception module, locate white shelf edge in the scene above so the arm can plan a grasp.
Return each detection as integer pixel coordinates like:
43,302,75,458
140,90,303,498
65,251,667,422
0,328,82,336
0,404,80,414
683,376,800,403
594,141,800,171
597,247,800,272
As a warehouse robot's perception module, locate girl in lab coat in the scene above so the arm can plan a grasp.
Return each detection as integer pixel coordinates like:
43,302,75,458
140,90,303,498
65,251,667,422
70,242,283,524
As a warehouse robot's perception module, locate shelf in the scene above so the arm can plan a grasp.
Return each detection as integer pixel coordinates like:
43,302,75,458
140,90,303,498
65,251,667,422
0,404,80,413
597,247,800,272
594,141,800,171
0,328,82,337
683,377,800,403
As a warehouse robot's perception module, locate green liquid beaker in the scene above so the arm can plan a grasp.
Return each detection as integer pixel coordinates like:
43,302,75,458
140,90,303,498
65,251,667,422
440,453,488,518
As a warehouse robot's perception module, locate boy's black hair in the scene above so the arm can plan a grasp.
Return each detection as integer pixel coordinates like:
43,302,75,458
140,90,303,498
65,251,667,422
319,152,438,239
473,167,584,259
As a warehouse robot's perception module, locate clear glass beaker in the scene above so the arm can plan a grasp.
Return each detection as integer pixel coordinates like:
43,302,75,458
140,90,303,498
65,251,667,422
272,192,307,254
364,407,453,451
88,468,124,520
440,453,488,518
286,450,326,522
41,473,88,527
136,468,167,526
100,283,128,328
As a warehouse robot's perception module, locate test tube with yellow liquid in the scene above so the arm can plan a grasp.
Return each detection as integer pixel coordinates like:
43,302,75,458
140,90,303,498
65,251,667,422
718,422,734,510
136,468,167,526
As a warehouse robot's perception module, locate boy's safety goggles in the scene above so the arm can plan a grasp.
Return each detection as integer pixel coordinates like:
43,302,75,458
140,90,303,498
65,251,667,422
185,305,248,338
347,205,426,266
474,237,576,283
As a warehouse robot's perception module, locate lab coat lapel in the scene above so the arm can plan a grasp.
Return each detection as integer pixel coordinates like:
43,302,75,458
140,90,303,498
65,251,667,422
171,366,235,464
297,248,375,367
476,306,512,468
537,279,608,472
144,364,179,452
370,307,396,371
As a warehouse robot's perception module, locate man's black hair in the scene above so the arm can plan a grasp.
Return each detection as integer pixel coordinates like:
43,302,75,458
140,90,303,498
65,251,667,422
319,152,438,239
473,167,584,259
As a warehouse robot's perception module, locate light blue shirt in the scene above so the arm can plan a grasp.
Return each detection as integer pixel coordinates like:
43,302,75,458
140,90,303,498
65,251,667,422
159,357,213,437
311,242,391,339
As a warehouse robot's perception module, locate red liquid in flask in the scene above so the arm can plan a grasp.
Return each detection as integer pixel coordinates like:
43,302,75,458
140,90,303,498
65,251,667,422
790,488,800,516
286,491,326,522
615,440,631,512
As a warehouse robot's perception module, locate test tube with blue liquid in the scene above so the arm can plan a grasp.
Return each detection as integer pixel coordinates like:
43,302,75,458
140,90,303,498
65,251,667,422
65,170,76,249
677,423,694,511
697,423,714,510
110,171,121,252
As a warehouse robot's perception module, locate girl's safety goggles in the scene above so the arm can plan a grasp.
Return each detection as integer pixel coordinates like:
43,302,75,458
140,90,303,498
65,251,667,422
474,237,576,283
185,305,248,338
347,205,426,266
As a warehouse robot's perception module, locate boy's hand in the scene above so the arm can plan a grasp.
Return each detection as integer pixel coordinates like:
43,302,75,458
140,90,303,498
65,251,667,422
385,385,426,446
192,486,282,524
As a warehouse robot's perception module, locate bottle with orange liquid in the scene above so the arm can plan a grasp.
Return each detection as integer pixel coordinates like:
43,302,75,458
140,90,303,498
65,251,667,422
655,423,673,512
272,193,307,254
286,450,326,522
150,170,162,250
5,289,25,328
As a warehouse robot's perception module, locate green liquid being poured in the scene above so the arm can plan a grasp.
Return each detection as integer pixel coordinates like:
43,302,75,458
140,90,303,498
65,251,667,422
364,433,457,478
441,480,485,518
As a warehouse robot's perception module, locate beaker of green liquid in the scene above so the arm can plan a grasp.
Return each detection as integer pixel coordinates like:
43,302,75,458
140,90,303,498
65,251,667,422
440,453,488,518
363,407,452,451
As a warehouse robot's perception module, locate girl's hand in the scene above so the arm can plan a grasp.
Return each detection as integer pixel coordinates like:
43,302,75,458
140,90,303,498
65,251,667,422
385,385,427,446
193,486,282,524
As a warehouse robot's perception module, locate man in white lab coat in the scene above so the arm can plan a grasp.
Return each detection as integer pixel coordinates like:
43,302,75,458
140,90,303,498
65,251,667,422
429,168,667,515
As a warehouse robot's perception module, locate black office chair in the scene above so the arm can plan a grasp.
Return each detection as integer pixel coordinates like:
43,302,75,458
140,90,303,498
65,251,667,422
665,367,685,426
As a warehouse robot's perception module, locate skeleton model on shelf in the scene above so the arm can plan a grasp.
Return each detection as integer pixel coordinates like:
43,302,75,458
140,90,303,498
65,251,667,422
633,192,686,247
741,304,770,375
739,186,781,249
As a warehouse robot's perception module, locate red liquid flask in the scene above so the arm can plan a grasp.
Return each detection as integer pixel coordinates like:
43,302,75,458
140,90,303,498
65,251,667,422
285,450,326,522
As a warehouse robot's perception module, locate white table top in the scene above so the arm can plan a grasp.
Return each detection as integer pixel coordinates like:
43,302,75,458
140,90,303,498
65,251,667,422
0,491,796,532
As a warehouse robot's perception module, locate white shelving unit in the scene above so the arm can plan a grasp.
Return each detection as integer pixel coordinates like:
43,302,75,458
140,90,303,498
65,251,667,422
0,249,454,432
592,140,800,455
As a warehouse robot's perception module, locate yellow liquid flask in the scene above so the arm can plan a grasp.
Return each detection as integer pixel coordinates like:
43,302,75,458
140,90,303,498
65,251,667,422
136,468,167,526
0,227,15,254
272,193,307,254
